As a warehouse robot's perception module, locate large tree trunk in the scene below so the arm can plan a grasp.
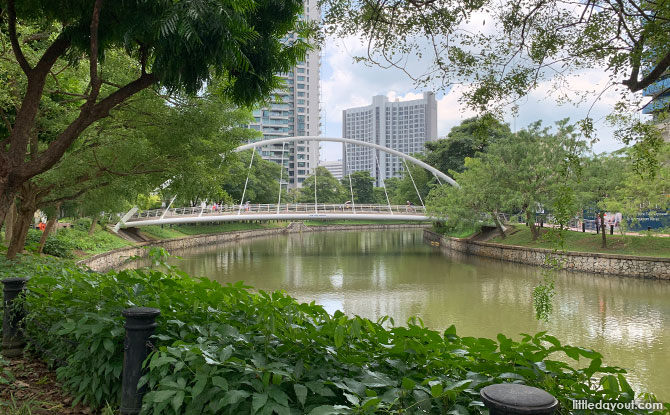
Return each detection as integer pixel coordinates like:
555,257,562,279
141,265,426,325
0,184,17,242
3,198,17,245
600,211,607,248
7,184,39,259
38,202,62,254
89,214,97,236
492,212,506,239
526,210,540,241
38,213,59,254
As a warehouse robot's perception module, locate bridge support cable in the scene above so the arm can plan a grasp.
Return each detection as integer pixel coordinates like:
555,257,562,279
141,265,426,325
160,195,177,220
238,147,256,216
344,142,356,213
277,142,286,213
374,151,393,214
402,158,425,209
433,173,443,186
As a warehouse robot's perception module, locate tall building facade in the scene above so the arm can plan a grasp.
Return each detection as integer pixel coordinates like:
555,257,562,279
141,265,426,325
247,0,320,188
342,93,437,186
642,74,670,142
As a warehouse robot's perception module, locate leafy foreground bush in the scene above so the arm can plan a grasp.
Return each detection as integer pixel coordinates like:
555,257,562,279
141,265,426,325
5,255,666,415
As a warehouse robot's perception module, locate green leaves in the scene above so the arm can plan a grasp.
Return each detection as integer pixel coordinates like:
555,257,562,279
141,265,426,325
13,258,659,415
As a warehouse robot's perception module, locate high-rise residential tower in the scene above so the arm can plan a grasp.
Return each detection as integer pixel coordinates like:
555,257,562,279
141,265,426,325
247,0,320,188
342,93,438,186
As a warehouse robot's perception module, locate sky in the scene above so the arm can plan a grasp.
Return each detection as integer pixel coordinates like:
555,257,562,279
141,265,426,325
317,35,636,162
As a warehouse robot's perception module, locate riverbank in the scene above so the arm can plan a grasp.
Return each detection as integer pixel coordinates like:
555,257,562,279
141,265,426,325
491,226,670,258
425,228,670,279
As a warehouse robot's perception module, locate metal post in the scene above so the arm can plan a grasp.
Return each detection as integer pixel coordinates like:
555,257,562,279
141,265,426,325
610,225,614,235
120,307,160,415
2,278,28,358
481,384,558,415
582,222,585,232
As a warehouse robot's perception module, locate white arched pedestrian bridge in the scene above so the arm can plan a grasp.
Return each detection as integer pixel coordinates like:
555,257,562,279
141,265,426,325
116,136,457,230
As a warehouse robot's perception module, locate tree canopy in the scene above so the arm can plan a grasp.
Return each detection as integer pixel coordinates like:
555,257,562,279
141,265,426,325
425,116,513,175
298,167,346,204
342,171,376,204
322,0,670,157
0,0,311,229
428,120,584,240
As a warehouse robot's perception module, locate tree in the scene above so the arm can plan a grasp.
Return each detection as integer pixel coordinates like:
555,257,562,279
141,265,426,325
5,83,256,257
298,167,345,204
424,116,513,175
322,0,669,158
222,151,284,205
575,154,627,248
341,171,375,203
427,156,507,237
0,0,311,230
394,164,432,206
428,120,583,240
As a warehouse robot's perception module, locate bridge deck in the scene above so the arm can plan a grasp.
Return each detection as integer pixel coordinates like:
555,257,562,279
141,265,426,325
121,204,430,228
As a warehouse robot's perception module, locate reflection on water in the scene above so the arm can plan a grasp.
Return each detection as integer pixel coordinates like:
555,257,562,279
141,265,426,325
141,230,670,399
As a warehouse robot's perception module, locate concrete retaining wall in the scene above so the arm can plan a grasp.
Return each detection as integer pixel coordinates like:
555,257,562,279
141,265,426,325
79,224,429,272
424,230,670,279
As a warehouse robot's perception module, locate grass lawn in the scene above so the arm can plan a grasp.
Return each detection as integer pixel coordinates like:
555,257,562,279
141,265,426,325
431,226,479,238
489,226,670,258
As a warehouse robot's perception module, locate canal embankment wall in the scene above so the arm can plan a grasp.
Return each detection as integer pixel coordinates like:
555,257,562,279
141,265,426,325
79,224,430,272
423,229,670,279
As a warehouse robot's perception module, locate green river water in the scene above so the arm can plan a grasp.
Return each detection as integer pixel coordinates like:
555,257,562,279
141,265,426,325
159,229,669,400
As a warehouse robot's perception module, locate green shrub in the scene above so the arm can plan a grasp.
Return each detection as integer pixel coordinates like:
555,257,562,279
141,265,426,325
25,229,75,258
73,217,93,232
7,254,664,414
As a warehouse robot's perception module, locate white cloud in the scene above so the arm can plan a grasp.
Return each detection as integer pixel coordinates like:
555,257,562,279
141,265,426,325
319,35,632,160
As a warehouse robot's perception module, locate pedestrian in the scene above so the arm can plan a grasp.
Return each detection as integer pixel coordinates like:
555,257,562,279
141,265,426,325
213,202,217,212
245,200,250,212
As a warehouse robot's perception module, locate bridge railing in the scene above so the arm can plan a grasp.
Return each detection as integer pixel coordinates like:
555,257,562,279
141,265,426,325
128,203,426,221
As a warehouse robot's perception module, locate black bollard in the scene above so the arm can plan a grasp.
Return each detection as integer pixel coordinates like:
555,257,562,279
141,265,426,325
2,277,29,358
481,384,559,415
648,226,651,232
540,218,543,228
120,307,160,415
610,225,614,235
582,222,586,232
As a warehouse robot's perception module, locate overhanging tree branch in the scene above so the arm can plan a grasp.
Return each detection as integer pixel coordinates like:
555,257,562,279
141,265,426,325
6,0,30,74
20,73,157,180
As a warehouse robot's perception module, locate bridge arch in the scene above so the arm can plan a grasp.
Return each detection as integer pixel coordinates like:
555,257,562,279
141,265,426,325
235,136,459,188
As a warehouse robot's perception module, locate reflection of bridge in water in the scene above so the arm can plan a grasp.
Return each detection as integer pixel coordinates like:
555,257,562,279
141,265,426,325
119,203,429,228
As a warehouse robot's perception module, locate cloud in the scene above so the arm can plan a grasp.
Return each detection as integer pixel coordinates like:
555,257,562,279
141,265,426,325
319,35,631,160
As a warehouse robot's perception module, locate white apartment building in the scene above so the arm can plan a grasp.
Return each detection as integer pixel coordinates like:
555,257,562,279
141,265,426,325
342,92,437,186
247,0,320,188
319,160,344,180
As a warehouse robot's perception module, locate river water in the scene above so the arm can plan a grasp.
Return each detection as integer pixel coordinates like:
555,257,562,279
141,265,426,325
158,229,669,399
